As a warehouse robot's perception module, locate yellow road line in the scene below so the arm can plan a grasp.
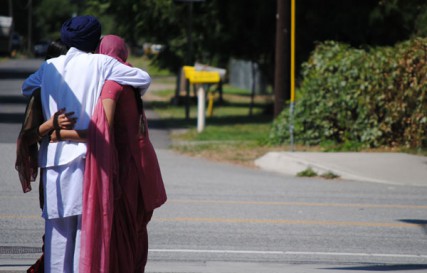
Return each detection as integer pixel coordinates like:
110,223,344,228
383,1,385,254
2,215,415,229
1,215,418,229
155,217,418,228
169,199,427,209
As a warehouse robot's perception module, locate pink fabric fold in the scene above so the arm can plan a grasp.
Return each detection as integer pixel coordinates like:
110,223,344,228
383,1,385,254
138,110,167,211
79,99,116,273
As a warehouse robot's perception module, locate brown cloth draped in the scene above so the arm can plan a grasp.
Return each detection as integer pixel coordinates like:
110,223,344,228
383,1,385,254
15,89,43,194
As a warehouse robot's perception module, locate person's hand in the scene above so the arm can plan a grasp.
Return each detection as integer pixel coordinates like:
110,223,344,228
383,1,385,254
51,108,77,130
57,111,77,130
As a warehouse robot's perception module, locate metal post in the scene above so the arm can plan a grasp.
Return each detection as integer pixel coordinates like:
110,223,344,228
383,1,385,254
289,102,295,151
290,0,296,151
185,78,190,120
249,62,257,116
181,2,193,119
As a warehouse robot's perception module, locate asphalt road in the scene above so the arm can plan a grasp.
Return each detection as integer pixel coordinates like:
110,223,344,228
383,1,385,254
1,59,427,272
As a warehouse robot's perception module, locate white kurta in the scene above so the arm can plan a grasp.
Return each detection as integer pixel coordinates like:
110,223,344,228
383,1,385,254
22,47,151,219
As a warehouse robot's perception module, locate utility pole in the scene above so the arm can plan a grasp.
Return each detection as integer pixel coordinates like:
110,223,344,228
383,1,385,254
274,0,290,117
186,2,194,65
27,0,32,54
173,0,205,65
172,0,205,113
8,0,13,16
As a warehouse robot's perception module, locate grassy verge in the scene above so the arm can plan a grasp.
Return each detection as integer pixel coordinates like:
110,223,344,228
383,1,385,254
145,61,426,167
147,84,291,167
148,85,426,168
127,55,172,77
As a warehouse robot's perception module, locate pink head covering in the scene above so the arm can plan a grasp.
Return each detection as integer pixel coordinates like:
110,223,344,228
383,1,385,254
97,35,128,63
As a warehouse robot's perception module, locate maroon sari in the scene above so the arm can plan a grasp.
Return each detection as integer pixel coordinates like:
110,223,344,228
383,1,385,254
79,35,166,273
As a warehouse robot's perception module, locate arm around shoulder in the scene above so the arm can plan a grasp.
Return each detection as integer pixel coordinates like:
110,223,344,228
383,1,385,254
107,58,151,96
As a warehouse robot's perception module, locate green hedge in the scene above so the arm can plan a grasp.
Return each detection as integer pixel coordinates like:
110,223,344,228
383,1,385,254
269,39,427,149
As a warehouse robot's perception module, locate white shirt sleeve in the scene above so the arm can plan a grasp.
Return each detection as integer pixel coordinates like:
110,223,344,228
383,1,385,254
105,58,151,96
22,62,45,97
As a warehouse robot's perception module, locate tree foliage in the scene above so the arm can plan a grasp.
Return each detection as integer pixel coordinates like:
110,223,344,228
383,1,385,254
106,0,276,74
22,0,427,76
7,0,423,149
34,0,75,40
269,39,427,149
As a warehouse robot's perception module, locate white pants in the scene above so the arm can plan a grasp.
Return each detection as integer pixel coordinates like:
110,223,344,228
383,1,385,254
45,215,81,273
42,157,84,219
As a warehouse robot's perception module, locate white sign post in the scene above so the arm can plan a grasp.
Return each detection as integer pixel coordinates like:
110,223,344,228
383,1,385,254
197,86,206,133
183,66,220,133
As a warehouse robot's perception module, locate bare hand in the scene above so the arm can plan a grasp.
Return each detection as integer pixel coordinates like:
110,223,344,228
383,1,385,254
58,112,77,129
52,108,77,130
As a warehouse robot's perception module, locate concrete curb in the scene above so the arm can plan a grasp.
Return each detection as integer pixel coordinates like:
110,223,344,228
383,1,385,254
255,152,427,186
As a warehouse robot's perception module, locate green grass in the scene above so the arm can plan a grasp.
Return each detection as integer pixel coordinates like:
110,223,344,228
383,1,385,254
296,168,340,179
0,56,8,62
151,90,273,141
178,123,271,142
296,167,318,177
220,85,254,95
153,89,177,98
148,85,277,166
127,55,172,77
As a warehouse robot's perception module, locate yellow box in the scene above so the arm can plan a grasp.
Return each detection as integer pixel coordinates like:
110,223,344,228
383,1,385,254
183,66,220,84
183,66,196,79
187,71,220,84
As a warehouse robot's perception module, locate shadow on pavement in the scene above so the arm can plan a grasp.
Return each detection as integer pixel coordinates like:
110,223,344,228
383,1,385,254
0,68,34,80
0,95,29,104
0,113,24,124
0,95,27,124
145,98,273,130
399,219,427,235
321,264,427,271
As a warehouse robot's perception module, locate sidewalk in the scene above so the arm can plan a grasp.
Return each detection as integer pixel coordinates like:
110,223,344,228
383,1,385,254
255,152,427,187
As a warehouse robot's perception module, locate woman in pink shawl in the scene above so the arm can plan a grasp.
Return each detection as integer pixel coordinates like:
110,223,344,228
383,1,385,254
78,35,167,273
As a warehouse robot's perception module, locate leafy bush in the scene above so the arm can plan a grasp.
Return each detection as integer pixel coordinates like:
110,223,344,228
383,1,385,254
270,39,427,149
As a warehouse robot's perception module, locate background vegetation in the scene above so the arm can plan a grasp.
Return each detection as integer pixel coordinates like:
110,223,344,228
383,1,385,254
269,39,427,150
2,0,427,152
5,0,427,77
147,85,275,166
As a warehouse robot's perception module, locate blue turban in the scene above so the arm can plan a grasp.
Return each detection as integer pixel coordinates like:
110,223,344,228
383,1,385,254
60,15,101,52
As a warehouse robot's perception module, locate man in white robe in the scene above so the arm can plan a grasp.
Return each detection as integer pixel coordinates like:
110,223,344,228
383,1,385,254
21,15,151,273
